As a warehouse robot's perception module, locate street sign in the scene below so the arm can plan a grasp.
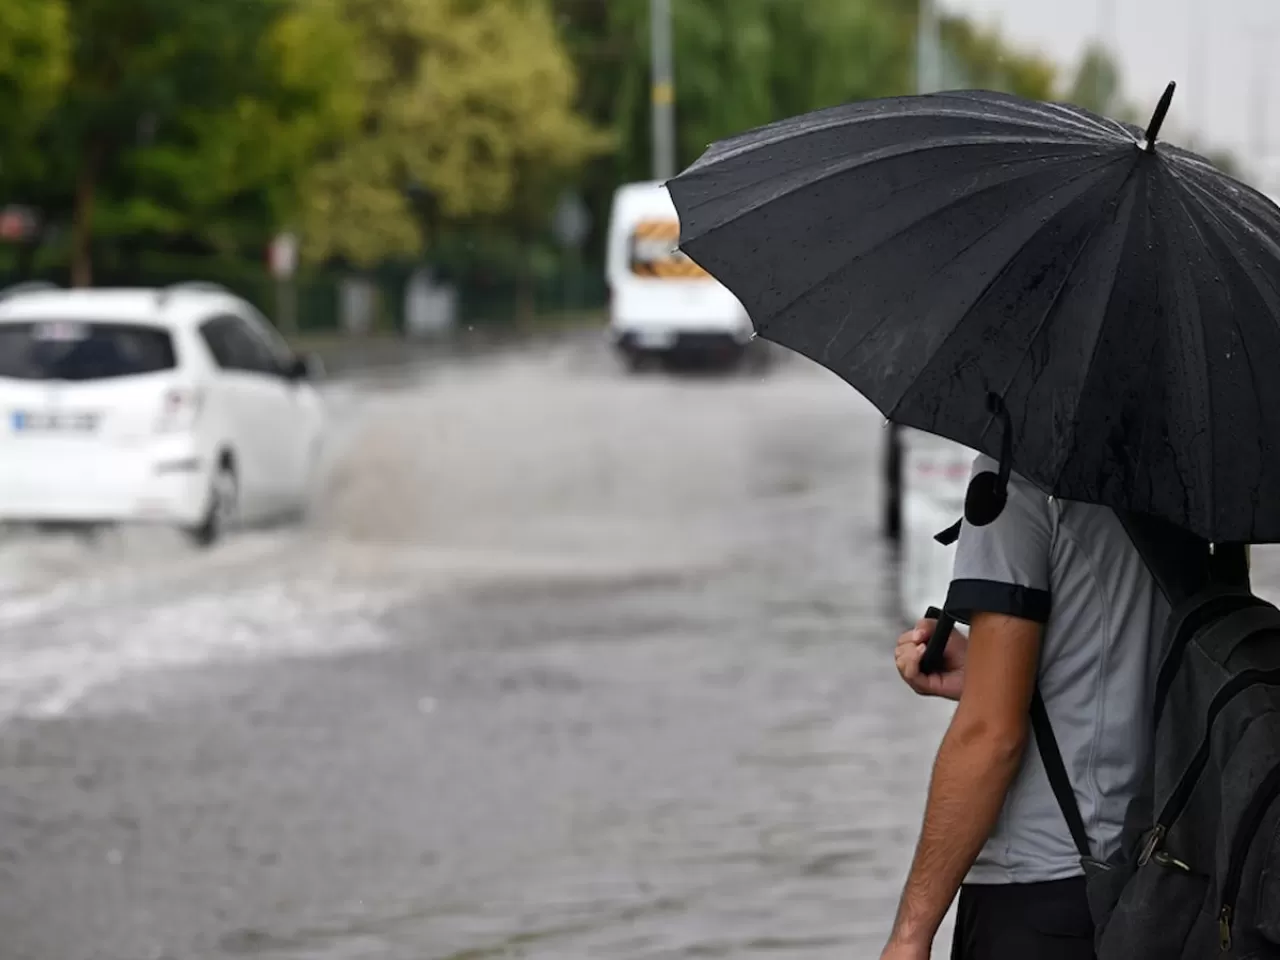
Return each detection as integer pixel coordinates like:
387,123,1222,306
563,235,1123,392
0,206,41,243
268,232,299,279
551,191,591,249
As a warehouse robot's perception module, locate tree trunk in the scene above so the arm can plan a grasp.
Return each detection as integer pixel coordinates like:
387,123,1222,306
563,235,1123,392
71,140,104,288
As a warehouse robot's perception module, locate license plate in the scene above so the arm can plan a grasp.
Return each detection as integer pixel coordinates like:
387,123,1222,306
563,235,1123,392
11,410,100,433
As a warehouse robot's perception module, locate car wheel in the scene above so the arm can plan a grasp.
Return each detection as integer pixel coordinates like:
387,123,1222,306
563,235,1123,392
187,460,238,548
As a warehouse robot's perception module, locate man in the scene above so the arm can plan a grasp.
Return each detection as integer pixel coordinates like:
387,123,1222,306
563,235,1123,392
879,454,1168,960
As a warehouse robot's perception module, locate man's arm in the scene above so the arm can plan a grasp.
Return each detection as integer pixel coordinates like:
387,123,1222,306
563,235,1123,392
883,611,1043,954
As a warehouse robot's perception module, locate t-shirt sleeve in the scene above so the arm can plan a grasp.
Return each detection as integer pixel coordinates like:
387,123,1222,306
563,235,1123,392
944,454,1052,625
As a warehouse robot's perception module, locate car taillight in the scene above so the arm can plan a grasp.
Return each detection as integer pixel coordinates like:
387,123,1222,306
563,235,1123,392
156,387,204,433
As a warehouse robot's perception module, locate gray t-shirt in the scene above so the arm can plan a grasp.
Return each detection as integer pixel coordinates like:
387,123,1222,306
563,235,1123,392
945,454,1169,885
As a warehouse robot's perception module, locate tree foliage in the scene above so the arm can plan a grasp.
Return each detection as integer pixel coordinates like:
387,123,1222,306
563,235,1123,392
1065,42,1123,118
937,15,1056,101
0,0,70,181
10,0,358,283
297,0,609,266
555,0,1060,257
1,0,1244,285
0,0,69,126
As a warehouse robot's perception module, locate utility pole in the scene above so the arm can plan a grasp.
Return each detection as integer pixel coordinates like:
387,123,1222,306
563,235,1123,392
887,0,943,545
1251,31,1272,192
1187,0,1207,145
651,0,676,181
1097,0,1116,51
917,0,942,95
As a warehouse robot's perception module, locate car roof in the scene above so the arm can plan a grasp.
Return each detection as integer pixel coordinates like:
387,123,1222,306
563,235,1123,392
0,285,251,330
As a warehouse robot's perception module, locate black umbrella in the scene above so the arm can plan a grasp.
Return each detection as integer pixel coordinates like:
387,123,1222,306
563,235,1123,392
668,84,1280,547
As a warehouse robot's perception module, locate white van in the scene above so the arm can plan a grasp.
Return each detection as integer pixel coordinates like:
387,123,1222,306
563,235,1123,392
606,181,754,369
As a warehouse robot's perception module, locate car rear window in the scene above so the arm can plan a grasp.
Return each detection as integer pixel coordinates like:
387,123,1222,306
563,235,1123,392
0,321,177,381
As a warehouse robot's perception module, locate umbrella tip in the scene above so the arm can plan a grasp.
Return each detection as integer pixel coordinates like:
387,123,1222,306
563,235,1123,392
1141,82,1177,153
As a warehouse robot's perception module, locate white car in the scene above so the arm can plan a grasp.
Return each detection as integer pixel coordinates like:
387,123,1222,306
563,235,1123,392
0,281,326,546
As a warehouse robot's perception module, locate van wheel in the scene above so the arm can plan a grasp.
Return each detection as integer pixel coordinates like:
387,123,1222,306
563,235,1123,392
744,340,774,374
621,346,656,374
187,461,238,548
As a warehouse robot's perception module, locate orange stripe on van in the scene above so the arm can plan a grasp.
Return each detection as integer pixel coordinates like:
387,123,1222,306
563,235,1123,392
629,218,710,279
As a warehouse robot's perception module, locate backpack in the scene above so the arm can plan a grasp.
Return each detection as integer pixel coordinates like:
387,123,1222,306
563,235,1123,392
1037,511,1280,959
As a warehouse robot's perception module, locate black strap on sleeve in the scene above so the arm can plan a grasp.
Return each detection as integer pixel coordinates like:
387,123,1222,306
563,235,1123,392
1030,688,1092,860
934,516,963,546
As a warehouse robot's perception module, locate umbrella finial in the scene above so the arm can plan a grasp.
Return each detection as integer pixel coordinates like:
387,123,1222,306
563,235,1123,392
1142,82,1177,153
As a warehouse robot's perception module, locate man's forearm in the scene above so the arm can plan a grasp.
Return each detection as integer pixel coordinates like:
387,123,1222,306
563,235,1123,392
886,720,1026,948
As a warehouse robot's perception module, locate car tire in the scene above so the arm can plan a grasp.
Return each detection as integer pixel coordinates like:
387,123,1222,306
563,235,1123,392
186,460,238,549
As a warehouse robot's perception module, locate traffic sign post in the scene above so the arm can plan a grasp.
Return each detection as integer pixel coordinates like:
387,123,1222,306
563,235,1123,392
269,233,299,333
551,192,592,312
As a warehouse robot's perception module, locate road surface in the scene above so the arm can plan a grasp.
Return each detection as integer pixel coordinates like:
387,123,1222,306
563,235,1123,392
0,335,1052,959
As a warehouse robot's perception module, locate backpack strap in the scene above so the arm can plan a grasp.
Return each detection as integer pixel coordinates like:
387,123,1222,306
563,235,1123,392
1113,510,1217,606
1031,688,1092,860
1209,542,1251,591
1192,604,1280,664
1151,589,1263,727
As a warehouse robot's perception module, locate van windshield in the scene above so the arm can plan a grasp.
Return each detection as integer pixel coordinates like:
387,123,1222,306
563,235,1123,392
629,218,712,279
0,321,177,381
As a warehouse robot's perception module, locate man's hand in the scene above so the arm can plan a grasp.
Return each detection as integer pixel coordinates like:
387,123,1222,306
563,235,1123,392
895,617,967,701
879,938,931,960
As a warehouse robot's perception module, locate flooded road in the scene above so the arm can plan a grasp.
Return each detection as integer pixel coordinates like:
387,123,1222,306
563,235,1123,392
0,336,971,959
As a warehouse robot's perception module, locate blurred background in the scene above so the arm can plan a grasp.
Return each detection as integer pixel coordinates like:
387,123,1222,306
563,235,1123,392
0,2,1277,959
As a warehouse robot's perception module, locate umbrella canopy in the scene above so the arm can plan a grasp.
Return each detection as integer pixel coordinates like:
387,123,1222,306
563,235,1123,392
668,85,1280,544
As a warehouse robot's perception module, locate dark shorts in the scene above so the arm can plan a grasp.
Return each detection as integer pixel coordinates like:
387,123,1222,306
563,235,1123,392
951,877,1095,960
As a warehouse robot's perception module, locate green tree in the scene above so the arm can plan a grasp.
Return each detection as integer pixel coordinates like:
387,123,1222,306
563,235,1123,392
20,0,352,285
0,0,70,184
298,0,607,266
553,0,915,258
1065,42,1123,116
120,0,362,253
937,15,1057,100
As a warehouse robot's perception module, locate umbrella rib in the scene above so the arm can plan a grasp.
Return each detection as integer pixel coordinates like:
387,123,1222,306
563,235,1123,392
1173,173,1280,309
1169,178,1280,532
1047,171,1144,498
882,208,1117,472
680,137,1100,232
988,203,1120,453
1162,184,1226,534
695,96,1118,169
825,160,1127,411
883,172,1126,444
755,156,1120,340
932,90,1137,143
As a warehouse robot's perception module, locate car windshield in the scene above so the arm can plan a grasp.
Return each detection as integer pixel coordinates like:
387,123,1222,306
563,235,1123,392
0,320,177,381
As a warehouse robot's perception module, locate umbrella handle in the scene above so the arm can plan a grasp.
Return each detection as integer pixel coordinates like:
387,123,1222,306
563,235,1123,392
919,605,955,676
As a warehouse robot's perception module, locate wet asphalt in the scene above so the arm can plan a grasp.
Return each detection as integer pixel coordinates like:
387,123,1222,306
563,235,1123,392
0,332,1080,960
